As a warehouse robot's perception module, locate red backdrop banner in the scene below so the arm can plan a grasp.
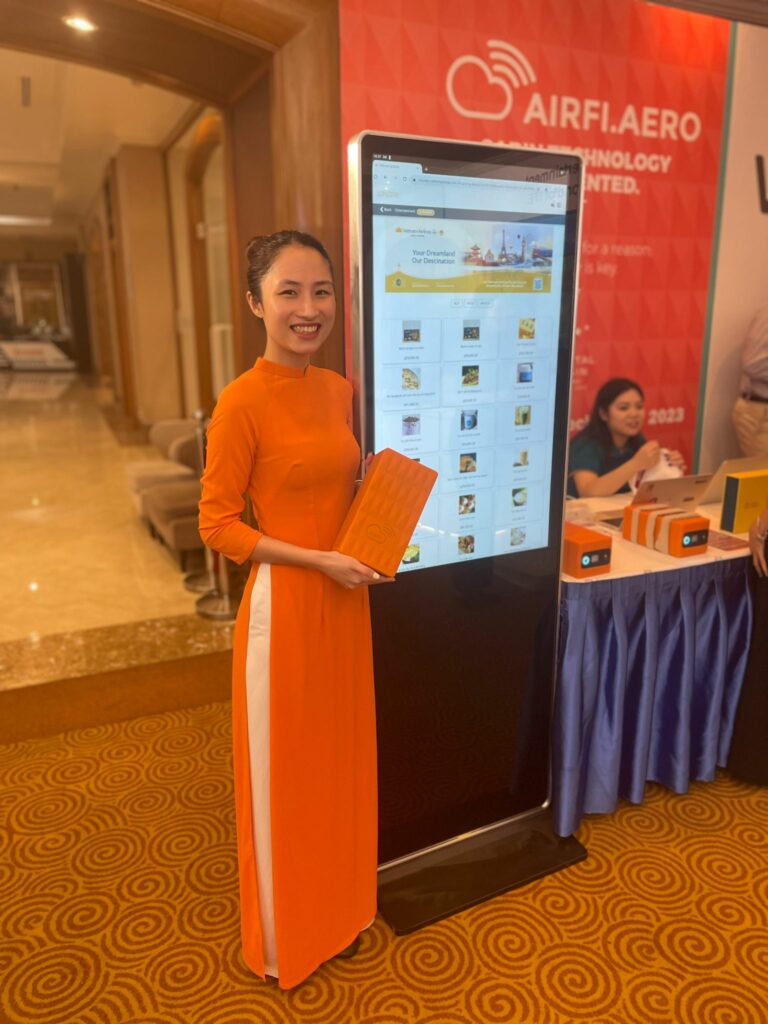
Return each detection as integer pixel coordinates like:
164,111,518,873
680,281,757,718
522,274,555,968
339,0,730,461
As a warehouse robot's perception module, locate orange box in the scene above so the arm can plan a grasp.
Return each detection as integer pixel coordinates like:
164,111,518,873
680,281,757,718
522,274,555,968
562,521,612,577
333,448,438,576
622,505,709,556
623,504,672,544
653,512,709,557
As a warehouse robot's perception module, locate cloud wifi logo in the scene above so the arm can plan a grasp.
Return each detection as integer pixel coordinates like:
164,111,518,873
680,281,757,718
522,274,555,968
446,39,536,121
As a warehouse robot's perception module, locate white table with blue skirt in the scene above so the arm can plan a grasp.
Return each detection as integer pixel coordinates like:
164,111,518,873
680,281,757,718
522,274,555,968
553,496,753,836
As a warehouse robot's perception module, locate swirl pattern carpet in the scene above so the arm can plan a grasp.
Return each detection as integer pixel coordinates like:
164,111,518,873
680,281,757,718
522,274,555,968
2,701,767,1024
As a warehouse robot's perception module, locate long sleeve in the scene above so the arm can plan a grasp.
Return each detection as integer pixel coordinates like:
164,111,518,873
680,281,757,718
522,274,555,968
199,389,263,564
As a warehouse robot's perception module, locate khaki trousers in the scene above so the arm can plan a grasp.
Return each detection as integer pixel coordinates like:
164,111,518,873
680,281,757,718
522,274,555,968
731,397,768,458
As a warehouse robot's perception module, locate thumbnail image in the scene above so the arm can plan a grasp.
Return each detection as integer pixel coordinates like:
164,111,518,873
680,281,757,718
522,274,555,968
460,408,478,431
458,494,476,516
518,318,536,340
463,320,481,341
463,227,552,268
402,320,421,343
512,487,528,508
458,534,475,555
401,367,421,391
517,362,533,383
515,405,532,426
402,414,421,437
402,544,420,565
510,527,527,547
461,365,479,387
514,449,529,467
459,452,477,474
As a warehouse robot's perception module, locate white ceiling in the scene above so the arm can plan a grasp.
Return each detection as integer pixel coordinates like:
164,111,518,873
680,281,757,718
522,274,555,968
0,48,196,237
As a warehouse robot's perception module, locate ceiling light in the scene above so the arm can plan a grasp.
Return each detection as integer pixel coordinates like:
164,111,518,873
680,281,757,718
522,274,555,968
0,215,53,227
63,15,97,33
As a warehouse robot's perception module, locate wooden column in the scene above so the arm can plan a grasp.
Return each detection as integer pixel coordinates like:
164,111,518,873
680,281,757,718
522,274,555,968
270,4,344,373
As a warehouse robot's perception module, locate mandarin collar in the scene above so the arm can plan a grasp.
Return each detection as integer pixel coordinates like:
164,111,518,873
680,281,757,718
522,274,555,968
254,357,311,379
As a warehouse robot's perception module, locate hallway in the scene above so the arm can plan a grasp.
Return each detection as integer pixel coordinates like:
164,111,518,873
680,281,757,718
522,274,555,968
0,373,231,693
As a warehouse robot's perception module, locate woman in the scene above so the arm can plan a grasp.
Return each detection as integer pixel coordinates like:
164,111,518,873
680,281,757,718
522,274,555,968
199,231,390,989
567,377,685,498
727,507,768,785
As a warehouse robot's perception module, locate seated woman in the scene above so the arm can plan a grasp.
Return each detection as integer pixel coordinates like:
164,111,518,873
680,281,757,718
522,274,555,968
567,377,685,498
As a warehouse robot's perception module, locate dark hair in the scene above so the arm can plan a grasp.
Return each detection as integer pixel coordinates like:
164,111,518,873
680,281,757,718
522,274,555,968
576,377,645,455
244,230,333,302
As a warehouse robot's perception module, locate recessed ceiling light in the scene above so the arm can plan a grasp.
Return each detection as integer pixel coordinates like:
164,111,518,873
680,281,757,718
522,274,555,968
0,215,53,227
63,15,97,33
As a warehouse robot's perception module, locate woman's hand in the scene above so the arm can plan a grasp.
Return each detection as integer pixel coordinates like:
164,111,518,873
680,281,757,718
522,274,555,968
666,449,687,472
319,550,395,589
748,513,768,577
632,440,662,471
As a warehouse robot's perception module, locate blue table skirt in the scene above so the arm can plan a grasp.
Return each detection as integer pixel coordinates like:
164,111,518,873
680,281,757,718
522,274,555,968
553,557,753,836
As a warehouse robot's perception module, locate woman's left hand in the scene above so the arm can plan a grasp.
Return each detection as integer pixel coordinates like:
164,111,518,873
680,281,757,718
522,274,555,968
748,515,768,577
666,449,687,472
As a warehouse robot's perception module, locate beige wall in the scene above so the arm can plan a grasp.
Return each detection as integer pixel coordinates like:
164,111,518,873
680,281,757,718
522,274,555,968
699,23,768,470
113,145,182,423
0,238,79,262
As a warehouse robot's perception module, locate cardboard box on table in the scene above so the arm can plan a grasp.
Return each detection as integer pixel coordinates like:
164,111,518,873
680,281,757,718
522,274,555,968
334,448,438,577
721,469,768,533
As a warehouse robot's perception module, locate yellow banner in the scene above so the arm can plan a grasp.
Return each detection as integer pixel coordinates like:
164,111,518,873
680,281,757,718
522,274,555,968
385,269,552,293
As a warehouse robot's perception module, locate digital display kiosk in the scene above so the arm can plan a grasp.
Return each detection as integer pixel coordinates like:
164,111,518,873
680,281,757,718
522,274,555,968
348,133,585,929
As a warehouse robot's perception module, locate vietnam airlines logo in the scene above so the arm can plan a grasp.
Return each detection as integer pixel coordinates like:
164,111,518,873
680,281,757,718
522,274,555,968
446,40,536,121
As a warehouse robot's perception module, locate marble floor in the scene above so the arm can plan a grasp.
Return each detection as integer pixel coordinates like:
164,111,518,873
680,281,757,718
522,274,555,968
0,373,232,687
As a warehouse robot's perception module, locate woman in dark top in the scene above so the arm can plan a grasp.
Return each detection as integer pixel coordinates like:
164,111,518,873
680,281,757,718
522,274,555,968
567,377,685,498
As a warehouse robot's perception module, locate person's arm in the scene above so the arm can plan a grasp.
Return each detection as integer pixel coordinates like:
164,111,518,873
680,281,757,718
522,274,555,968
666,449,687,472
199,390,392,589
748,508,768,577
571,440,661,497
245,534,392,589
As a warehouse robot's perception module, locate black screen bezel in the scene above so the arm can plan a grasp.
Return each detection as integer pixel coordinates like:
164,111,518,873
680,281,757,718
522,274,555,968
356,132,582,578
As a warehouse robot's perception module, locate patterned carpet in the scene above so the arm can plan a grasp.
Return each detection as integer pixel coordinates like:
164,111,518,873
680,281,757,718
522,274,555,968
2,702,767,1024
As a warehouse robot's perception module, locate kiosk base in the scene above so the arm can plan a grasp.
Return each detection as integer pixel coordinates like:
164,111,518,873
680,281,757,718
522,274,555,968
377,810,586,934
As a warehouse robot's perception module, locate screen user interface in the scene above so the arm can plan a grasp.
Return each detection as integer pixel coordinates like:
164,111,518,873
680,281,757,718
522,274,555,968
369,155,569,572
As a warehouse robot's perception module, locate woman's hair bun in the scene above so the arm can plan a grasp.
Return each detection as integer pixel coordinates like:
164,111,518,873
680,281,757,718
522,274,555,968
244,230,333,302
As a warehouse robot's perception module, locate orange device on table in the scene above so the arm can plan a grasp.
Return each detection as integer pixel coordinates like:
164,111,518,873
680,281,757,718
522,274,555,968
622,505,709,556
334,448,438,577
623,503,671,543
654,511,709,556
562,521,612,578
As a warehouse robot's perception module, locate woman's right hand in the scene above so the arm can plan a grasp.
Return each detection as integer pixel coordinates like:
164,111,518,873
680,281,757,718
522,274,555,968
319,550,395,589
632,440,662,471
748,514,768,577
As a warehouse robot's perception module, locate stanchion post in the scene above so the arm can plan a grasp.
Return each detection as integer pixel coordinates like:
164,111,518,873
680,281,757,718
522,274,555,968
184,409,218,594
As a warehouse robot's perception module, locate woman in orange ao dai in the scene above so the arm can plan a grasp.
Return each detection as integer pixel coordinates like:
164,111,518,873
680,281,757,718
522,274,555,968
199,231,389,989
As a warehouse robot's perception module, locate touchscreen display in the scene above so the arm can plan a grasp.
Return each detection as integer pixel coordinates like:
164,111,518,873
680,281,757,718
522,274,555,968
353,135,580,574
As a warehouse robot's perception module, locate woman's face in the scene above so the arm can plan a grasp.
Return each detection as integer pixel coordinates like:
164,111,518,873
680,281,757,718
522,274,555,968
248,245,335,367
600,388,645,442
